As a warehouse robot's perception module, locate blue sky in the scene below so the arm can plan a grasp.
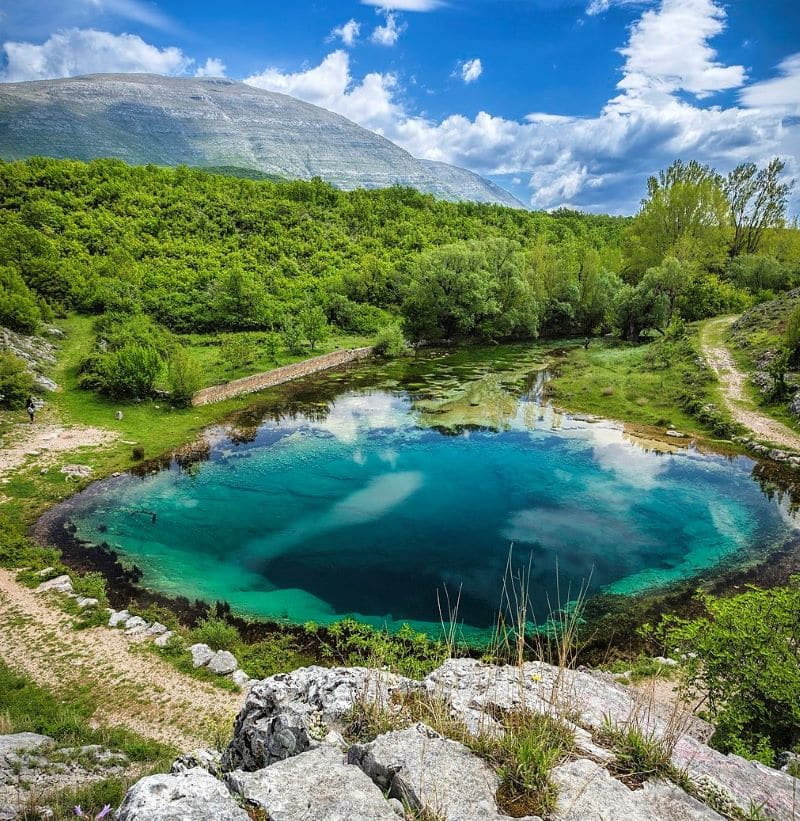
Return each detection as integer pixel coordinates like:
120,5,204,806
0,0,798,214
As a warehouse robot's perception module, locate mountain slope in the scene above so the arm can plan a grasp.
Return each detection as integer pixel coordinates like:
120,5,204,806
0,73,524,208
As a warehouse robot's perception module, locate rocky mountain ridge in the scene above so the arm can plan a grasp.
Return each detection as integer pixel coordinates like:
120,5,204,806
0,74,524,208
34,658,795,821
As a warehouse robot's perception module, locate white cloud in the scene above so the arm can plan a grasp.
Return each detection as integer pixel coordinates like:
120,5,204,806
740,52,800,113
459,58,482,84
329,19,361,47
371,11,406,47
244,50,402,133
586,0,654,16
615,0,745,100
361,0,442,10
0,28,193,82
195,57,226,77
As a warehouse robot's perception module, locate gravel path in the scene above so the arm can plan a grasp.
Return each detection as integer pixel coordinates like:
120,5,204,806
0,569,243,751
700,316,800,451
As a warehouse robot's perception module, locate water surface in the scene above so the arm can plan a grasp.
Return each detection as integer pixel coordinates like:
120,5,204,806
67,347,798,638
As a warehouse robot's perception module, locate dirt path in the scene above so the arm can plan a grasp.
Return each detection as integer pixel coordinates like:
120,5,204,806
700,316,800,451
0,569,243,751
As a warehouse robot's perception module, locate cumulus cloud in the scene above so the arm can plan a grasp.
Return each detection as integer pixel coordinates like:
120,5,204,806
244,50,402,133
329,19,361,47
740,52,800,113
0,28,193,82
371,11,406,46
459,58,482,84
195,57,226,77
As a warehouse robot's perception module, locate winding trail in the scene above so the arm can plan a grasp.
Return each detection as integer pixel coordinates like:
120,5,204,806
0,569,243,750
700,316,800,451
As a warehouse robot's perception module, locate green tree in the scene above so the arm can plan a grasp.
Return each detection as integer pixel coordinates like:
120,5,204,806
0,266,41,334
625,159,729,275
373,324,407,357
219,335,253,371
652,580,800,764
167,346,203,406
282,318,306,355
263,332,281,366
299,304,328,351
725,159,794,257
786,304,800,368
612,283,669,343
0,352,35,409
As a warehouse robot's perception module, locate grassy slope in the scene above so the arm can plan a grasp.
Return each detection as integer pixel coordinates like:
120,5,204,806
548,326,733,441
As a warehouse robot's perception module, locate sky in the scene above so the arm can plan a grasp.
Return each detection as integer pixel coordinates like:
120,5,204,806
0,0,798,214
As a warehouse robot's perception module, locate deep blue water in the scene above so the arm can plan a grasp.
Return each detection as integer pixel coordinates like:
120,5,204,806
67,348,798,638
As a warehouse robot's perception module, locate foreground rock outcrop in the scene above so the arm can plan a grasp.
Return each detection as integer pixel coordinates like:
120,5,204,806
112,659,798,821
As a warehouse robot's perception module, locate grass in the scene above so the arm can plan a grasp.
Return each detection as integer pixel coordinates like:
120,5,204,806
549,328,735,440
603,655,677,683
0,658,176,765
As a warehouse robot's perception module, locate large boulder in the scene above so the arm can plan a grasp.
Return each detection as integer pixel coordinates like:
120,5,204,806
115,767,248,821
189,643,215,668
348,722,540,821
207,650,238,675
226,744,400,821
222,665,416,771
552,758,723,821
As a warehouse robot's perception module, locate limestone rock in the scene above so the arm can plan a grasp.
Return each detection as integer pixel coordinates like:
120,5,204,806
231,669,253,689
552,758,723,820
75,595,99,609
207,650,238,675
35,574,73,595
60,464,92,479
222,665,415,771
116,767,248,821
123,616,147,632
348,723,538,821
226,745,399,821
153,631,174,648
170,748,222,778
108,609,131,627
189,643,214,668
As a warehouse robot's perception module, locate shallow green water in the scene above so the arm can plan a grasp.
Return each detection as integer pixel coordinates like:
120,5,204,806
68,346,798,638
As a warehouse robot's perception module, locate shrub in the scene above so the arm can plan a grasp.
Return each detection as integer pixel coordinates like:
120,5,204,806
373,324,407,358
219,335,254,371
99,343,163,399
237,634,314,680
167,346,203,406
650,580,800,764
0,351,35,409
190,616,241,652
282,318,306,355
72,572,109,608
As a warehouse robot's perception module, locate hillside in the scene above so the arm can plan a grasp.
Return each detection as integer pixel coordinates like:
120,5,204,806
0,73,524,208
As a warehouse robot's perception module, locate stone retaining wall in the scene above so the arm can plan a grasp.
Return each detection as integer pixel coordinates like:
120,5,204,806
192,347,374,406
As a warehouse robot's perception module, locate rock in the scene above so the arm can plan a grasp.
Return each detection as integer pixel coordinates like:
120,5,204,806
171,748,222,777
207,651,238,675
35,567,54,577
60,464,92,479
231,669,252,689
123,616,147,632
653,656,678,667
222,665,415,771
35,574,73,595
115,410,124,420
190,643,215,668
226,745,399,821
108,609,131,627
75,596,99,609
0,733,53,758
552,758,723,820
665,429,685,438
34,374,58,392
348,723,535,821
145,622,169,637
153,631,175,648
116,767,248,821
789,392,800,418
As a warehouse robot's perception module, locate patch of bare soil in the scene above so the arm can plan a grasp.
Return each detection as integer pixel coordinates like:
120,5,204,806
0,569,243,751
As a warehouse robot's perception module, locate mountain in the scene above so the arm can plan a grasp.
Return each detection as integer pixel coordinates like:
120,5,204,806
0,73,524,208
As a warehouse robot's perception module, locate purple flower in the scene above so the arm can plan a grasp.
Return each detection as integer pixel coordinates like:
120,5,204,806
74,808,84,818
97,806,112,819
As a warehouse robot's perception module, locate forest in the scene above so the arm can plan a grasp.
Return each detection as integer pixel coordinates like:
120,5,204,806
0,155,797,402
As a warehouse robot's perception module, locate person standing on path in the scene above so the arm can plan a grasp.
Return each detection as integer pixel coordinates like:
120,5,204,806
25,396,36,423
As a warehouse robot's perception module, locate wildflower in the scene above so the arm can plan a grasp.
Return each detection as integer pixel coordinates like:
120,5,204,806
530,674,542,682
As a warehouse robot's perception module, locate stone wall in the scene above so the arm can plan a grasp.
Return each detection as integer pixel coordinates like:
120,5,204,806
192,347,374,406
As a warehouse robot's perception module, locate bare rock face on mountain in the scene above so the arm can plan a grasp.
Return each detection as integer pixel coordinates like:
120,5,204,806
0,74,524,208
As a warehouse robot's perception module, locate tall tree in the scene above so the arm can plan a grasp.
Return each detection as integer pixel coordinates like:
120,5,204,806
625,160,729,275
725,158,794,257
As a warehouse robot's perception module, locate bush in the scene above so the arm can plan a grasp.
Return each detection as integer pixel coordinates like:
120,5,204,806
190,616,241,651
99,343,163,399
0,351,35,409
282,318,306,355
167,346,203,406
236,634,314,680
373,324,407,358
218,335,254,371
650,580,800,764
